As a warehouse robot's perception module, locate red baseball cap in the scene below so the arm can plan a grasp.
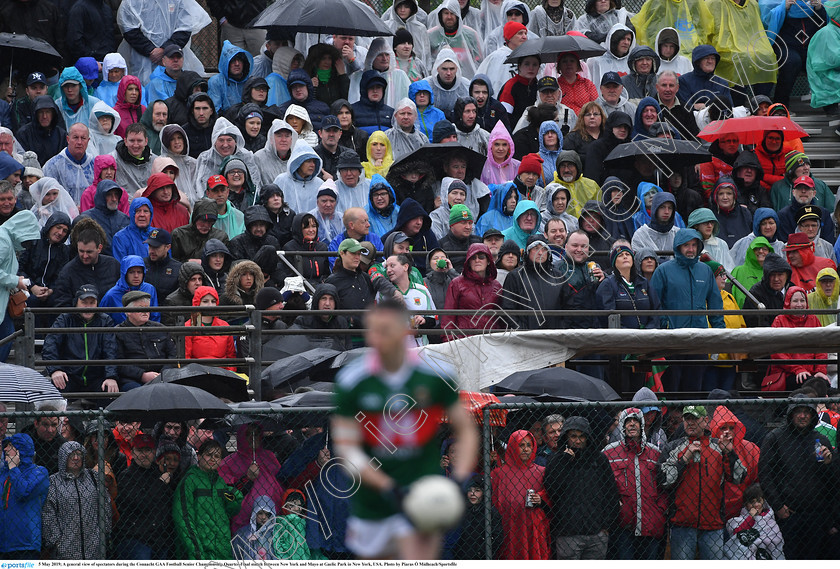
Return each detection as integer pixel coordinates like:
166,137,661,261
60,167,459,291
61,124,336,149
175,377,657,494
792,175,815,189
207,174,228,189
132,433,155,449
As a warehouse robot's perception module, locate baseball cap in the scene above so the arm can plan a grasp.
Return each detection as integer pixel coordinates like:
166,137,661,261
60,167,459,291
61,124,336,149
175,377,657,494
537,76,559,92
207,174,228,189
391,231,409,244
288,75,308,88
482,228,503,240
639,406,660,414
26,72,47,86
132,433,156,449
144,228,171,247
819,272,837,282
320,115,341,130
601,71,622,86
163,44,184,58
792,175,815,189
359,241,376,266
682,405,707,419
338,238,366,253
74,284,99,302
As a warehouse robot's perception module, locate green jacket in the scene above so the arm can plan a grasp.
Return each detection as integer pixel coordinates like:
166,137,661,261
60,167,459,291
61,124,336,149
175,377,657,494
173,465,243,560
770,176,834,212
273,514,323,560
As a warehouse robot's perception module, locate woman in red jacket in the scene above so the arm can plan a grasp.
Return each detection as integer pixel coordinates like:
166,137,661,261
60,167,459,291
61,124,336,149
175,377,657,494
763,286,828,391
441,243,502,340
142,172,190,233
185,286,236,371
754,130,787,191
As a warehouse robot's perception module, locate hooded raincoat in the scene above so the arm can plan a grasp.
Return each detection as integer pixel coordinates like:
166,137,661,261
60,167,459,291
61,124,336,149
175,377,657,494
427,0,484,80
423,48,472,114
731,235,774,307
254,119,299,187
804,0,840,108
480,121,519,186
807,267,839,326
654,27,693,75
113,76,145,138
501,199,541,249
688,207,735,270
0,433,50,554
366,174,400,236
207,41,253,113
100,254,161,324
348,38,411,109
442,243,502,338
274,139,324,214
194,118,260,198
385,98,428,161
111,197,156,261
490,430,550,559
631,190,682,253
362,130,394,179
55,67,102,130
28,177,78,228
476,182,518,236
710,406,761,519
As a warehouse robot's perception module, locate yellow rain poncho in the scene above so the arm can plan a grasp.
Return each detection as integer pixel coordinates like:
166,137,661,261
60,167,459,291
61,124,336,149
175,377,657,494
631,0,714,58
807,267,840,327
706,0,778,86
362,131,394,179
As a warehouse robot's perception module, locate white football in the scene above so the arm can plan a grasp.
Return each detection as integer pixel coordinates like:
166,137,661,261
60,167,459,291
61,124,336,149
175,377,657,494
403,475,466,532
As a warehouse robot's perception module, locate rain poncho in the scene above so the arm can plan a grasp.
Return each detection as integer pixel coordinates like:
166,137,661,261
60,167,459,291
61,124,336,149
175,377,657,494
42,148,95,204
366,174,400,235
87,100,122,157
382,0,431,66
655,27,693,76
587,23,637,87
273,139,324,214
385,98,428,161
145,65,179,104
541,183,579,232
408,80,446,139
474,43,517,98
194,117,260,195
424,48,471,114
29,177,79,228
254,119,299,187
55,67,102,130
530,0,577,37
537,121,563,187
805,0,840,108
731,235,774,307
79,155,128,214
574,0,634,45
231,496,277,561
631,0,714,58
78,180,130,249
362,130,394,179
219,424,285,534
111,197,156,261
706,0,777,86
476,182,518,235
113,75,146,138
427,0,484,80
100,254,161,324
112,140,157,196
283,104,319,147
348,38,412,109
208,40,254,113
160,124,202,206
0,211,40,313
807,267,840,326
729,207,785,265
484,1,540,55
687,207,735,271
480,121,519,186
116,0,211,85
502,199,542,249
94,53,128,107
631,191,683,253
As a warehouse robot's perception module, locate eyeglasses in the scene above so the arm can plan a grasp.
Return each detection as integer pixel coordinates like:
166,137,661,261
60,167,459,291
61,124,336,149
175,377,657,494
584,112,602,117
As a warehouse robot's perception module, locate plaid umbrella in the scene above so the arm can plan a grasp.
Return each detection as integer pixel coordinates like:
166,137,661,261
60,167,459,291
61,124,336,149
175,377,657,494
444,391,507,427
0,363,62,403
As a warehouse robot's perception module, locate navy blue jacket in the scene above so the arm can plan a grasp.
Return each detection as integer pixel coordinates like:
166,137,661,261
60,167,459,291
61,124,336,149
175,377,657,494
351,70,395,135
384,198,439,272
677,45,734,109
596,271,660,329
43,312,119,388
274,70,331,130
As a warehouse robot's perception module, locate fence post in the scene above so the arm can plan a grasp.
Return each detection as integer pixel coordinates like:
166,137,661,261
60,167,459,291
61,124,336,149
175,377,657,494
249,309,263,401
483,407,492,560
22,310,35,368
96,408,108,559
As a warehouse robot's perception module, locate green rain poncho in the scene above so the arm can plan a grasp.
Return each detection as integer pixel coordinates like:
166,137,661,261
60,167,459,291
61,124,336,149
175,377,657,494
730,235,773,307
806,0,840,108
631,0,714,57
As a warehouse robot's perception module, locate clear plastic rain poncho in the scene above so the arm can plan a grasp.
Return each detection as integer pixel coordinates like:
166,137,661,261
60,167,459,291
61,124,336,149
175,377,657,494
805,0,840,108
631,0,714,58
160,124,202,206
88,100,122,157
194,117,261,197
116,0,212,84
706,0,778,86
348,38,412,109
28,177,79,228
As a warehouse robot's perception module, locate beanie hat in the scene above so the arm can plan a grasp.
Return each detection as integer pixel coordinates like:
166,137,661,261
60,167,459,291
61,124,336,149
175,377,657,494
432,120,457,143
446,179,468,195
393,28,414,49
449,204,474,225
316,179,338,200
610,244,634,269
255,286,284,310
518,153,544,175
504,21,527,42
223,159,247,176
784,150,810,177
703,259,724,277
156,438,181,460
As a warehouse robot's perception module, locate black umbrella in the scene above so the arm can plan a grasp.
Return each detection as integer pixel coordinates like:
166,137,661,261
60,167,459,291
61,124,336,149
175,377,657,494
504,35,606,64
203,400,285,431
0,33,63,84
273,390,334,428
493,367,620,401
261,348,341,389
0,363,62,404
329,347,369,369
261,335,319,361
151,363,250,402
604,138,712,171
105,383,231,422
249,0,393,37
394,142,487,181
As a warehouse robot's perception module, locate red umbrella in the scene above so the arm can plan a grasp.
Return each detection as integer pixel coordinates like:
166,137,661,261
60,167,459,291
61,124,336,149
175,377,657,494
698,116,809,145
443,391,507,427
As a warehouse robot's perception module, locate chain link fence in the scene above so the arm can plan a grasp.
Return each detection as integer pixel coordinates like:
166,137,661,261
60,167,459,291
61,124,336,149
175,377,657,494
2,397,839,560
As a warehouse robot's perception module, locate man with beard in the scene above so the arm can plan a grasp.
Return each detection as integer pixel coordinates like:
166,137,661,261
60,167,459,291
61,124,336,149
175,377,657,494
139,101,169,155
